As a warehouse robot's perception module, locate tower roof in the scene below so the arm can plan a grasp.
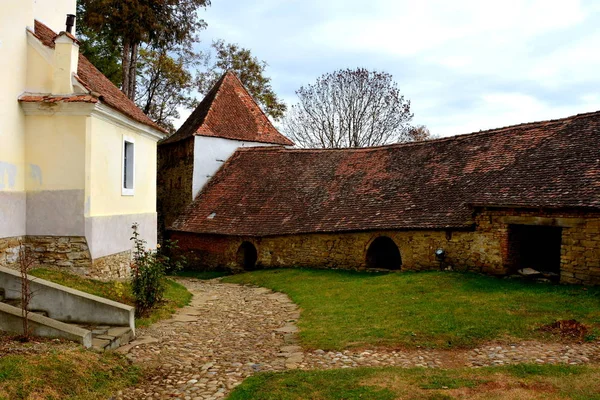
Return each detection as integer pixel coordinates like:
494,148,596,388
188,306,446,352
160,71,293,146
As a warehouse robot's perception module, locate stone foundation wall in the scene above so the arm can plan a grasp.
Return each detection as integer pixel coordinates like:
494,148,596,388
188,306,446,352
28,236,92,272
169,228,504,275
0,235,91,273
90,250,132,280
170,208,600,285
0,235,132,280
0,237,23,267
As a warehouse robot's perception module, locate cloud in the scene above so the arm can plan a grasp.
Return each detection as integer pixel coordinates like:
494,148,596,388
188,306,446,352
177,0,600,137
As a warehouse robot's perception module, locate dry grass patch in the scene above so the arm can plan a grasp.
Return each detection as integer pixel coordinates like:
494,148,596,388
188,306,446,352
227,365,600,400
0,334,139,400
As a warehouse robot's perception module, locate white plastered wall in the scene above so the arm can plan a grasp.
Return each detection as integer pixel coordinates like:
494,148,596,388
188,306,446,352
192,136,278,198
85,115,159,259
32,0,76,34
0,0,34,238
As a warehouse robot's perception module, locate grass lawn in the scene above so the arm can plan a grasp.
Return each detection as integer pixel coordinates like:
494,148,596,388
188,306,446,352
224,269,600,350
227,364,600,400
30,268,192,327
0,340,139,400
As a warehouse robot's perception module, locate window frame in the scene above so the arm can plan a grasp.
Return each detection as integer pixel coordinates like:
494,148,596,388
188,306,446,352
122,135,135,196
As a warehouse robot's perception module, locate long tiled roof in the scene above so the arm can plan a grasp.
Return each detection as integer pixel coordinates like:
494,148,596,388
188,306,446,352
30,20,165,133
160,71,293,146
171,110,600,236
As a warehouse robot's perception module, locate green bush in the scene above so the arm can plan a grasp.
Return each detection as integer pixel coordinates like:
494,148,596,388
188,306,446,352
130,223,185,315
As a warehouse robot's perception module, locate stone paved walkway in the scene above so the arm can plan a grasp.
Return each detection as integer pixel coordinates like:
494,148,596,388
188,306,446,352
115,278,600,400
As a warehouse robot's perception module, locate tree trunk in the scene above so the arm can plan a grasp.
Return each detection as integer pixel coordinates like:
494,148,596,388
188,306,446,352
128,42,139,100
122,38,131,98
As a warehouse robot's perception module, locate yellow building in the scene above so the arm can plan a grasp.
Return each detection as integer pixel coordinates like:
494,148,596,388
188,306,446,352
0,0,166,278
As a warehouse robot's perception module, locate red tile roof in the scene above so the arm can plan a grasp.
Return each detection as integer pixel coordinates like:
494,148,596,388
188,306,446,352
19,94,98,103
31,20,166,133
160,71,293,146
171,110,600,236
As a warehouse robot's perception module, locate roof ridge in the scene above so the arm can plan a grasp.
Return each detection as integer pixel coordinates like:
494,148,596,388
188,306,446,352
196,72,229,132
225,71,283,136
232,109,600,154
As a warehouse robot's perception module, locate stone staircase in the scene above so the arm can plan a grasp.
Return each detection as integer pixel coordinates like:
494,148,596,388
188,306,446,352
0,267,136,350
1,294,133,351
77,324,134,351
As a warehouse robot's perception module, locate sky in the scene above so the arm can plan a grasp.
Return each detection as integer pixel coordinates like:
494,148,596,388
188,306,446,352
183,0,600,137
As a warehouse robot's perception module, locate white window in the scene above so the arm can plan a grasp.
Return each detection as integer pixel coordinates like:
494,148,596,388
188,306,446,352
122,136,135,196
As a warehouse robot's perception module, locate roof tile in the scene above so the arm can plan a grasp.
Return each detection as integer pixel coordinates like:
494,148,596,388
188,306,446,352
32,20,165,133
160,71,293,146
171,110,600,236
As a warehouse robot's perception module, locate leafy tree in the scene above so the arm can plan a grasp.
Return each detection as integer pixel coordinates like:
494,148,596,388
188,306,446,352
76,19,121,86
283,68,415,148
408,125,438,141
136,44,201,133
198,40,286,120
78,0,210,99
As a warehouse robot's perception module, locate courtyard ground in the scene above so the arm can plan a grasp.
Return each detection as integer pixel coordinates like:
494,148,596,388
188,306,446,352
112,271,599,399
2,269,599,399
224,269,600,349
0,270,192,399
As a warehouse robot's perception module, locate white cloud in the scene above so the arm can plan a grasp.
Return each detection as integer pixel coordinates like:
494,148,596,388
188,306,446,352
310,0,586,57
176,0,600,137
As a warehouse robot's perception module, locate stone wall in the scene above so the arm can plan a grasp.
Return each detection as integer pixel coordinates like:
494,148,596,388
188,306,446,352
157,138,195,241
89,250,131,280
169,228,504,275
0,237,22,267
169,208,600,285
0,235,132,280
478,208,600,285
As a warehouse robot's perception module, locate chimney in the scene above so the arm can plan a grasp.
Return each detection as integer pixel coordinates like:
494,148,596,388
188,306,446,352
52,16,79,95
66,14,76,34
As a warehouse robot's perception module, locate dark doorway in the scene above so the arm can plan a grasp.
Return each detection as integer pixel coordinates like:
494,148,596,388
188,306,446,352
366,236,402,270
237,242,258,270
508,225,562,275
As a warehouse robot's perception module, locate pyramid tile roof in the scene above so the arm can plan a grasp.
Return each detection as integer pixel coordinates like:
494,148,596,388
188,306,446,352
160,71,293,146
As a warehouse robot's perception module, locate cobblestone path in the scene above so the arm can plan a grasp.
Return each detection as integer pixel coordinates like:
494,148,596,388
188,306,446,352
116,278,600,399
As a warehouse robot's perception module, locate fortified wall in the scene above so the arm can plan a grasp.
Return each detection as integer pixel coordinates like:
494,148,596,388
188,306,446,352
169,208,600,285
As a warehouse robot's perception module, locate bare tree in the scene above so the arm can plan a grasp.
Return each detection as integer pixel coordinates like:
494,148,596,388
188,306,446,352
17,241,37,341
283,68,414,148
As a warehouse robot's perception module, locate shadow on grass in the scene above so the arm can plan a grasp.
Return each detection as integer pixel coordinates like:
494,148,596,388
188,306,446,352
170,270,232,280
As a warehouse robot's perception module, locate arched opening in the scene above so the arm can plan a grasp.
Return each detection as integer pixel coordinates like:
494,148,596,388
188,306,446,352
237,242,258,270
366,236,401,270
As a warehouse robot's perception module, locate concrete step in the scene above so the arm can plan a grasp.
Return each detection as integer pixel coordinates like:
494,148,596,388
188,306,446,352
0,302,92,347
0,298,49,317
75,325,134,351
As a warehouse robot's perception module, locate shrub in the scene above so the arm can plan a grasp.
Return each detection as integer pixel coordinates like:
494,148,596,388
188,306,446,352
130,223,185,315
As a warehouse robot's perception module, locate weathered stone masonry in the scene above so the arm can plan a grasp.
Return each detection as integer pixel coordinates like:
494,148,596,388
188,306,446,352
0,236,131,280
170,208,600,285
157,137,194,240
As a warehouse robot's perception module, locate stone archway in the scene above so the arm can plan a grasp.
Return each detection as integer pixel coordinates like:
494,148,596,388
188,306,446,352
237,241,258,270
366,236,402,270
